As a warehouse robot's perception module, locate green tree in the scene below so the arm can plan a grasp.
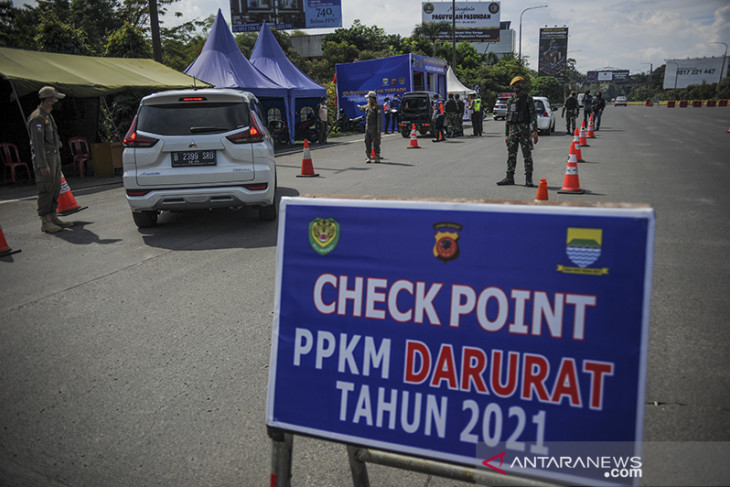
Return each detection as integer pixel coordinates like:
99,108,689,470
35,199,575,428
411,21,450,55
104,22,152,57
532,76,563,103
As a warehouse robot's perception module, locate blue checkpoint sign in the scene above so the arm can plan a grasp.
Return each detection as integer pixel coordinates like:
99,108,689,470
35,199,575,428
266,196,655,486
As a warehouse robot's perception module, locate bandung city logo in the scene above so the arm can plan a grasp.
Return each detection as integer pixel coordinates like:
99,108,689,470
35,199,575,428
557,228,609,275
433,222,462,262
309,218,340,256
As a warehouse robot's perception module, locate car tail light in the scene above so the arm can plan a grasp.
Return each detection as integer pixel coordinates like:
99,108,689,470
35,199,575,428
126,189,150,197
123,116,159,148
244,183,268,191
542,111,549,117
226,117,266,144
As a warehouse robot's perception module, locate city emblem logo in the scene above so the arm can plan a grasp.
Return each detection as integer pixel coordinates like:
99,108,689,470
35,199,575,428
433,222,462,262
557,227,609,275
309,218,340,256
423,2,434,14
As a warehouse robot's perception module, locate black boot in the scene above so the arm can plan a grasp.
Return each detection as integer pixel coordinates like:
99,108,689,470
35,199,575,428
496,174,515,186
525,173,534,187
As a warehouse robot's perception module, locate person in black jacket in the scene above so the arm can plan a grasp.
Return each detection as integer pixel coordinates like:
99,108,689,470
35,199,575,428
562,91,579,135
582,90,593,125
592,92,606,130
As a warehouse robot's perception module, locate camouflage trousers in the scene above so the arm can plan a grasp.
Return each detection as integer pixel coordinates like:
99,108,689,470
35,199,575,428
506,123,534,175
565,109,578,134
446,113,460,135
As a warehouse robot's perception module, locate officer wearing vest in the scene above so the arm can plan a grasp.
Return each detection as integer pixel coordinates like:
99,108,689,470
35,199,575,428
468,93,483,136
27,86,75,233
498,76,538,187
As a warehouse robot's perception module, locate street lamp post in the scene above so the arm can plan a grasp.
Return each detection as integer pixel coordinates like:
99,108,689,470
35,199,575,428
709,42,728,84
518,5,548,64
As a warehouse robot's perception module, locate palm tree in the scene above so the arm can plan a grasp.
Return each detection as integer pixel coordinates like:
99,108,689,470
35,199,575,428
412,21,451,54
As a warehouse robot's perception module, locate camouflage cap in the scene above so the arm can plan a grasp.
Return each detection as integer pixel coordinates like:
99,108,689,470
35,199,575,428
38,86,66,100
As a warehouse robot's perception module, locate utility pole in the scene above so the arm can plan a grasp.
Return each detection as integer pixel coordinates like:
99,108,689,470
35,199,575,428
149,0,162,63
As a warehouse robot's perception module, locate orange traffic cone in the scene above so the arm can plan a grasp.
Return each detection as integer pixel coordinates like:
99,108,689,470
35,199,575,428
370,142,376,160
572,129,584,161
57,174,87,215
296,139,319,177
0,225,21,257
587,113,596,138
558,147,585,194
534,178,548,202
407,124,420,149
579,121,589,147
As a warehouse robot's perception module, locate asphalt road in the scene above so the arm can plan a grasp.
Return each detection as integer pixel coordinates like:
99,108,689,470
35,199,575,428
1,105,729,486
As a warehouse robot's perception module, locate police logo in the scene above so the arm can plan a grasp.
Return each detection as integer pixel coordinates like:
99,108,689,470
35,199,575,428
557,228,609,275
433,222,462,262
488,2,500,14
309,218,340,256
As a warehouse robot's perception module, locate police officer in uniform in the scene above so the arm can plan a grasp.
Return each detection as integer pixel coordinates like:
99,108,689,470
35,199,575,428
27,86,74,233
497,76,538,187
468,93,483,136
358,91,382,162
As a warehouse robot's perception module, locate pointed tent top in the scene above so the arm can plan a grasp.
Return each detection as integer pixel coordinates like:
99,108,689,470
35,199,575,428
184,10,284,95
250,21,325,97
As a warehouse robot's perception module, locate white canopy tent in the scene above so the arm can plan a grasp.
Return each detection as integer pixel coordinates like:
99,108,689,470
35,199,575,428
446,66,476,98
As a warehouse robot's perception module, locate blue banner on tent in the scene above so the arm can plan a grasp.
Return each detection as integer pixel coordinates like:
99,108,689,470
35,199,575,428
267,196,655,486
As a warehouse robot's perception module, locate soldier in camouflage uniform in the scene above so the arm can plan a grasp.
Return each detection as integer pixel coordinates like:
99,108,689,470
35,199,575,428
497,76,539,187
562,91,579,135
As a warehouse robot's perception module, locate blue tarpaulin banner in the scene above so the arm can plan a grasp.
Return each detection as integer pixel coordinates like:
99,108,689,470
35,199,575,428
267,196,655,486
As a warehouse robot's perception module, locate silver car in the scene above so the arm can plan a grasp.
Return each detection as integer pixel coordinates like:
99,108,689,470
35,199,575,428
122,89,277,228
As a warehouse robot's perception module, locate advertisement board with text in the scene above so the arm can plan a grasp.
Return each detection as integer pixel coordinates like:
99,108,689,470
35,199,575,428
663,57,727,89
230,0,341,32
267,197,655,486
421,2,501,41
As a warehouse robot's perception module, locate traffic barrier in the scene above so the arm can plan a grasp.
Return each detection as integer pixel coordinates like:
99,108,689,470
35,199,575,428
558,147,585,194
296,139,319,177
587,114,596,138
692,100,702,107
706,99,716,107
679,100,688,107
407,124,420,149
534,178,548,202
57,174,87,215
0,225,21,257
645,100,653,107
667,101,676,108
719,99,728,107
579,121,588,147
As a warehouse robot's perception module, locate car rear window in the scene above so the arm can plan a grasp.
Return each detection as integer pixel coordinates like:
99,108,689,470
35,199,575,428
535,100,545,112
403,97,430,110
137,101,251,135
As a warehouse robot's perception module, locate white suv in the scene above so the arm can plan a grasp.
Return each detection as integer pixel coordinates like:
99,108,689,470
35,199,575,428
122,89,277,228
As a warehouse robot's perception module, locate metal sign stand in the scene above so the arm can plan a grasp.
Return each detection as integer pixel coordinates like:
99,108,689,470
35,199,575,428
268,427,561,487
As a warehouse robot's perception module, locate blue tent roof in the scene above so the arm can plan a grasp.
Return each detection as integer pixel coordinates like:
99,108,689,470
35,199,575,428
184,10,285,98
250,22,326,99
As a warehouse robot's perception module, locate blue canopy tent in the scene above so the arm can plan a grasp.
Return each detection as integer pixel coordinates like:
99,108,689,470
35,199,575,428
184,10,289,137
249,22,326,144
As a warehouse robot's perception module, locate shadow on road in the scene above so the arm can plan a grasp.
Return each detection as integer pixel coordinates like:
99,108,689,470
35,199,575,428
137,187,300,252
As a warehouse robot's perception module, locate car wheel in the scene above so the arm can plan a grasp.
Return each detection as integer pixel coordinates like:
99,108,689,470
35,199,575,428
401,127,410,137
132,210,158,228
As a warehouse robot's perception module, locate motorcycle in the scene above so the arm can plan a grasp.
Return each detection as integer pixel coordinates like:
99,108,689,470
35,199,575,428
268,119,291,146
332,109,365,133
294,114,319,143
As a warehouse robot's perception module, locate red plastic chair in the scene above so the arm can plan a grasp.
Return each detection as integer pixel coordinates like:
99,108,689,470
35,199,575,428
68,136,92,177
0,143,32,183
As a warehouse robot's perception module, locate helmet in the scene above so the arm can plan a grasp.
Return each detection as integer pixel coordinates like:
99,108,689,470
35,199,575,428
510,76,525,86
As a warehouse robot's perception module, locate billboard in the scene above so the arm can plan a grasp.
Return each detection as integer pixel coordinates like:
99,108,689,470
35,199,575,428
230,0,342,32
587,70,630,82
538,27,568,81
663,56,727,89
267,196,655,486
421,2,501,42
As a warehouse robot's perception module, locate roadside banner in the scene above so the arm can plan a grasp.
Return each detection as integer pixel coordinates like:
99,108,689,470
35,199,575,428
267,196,655,486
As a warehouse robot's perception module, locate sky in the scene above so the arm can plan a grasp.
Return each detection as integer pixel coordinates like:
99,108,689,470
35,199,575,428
11,0,730,74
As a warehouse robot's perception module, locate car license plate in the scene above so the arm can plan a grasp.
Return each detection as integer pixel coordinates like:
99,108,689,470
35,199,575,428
171,150,216,167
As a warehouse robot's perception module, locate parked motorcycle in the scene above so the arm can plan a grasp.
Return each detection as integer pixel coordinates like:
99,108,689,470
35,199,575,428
295,114,319,143
268,119,291,146
332,109,365,133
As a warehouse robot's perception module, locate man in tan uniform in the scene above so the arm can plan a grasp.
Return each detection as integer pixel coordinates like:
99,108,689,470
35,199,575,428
27,86,74,233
